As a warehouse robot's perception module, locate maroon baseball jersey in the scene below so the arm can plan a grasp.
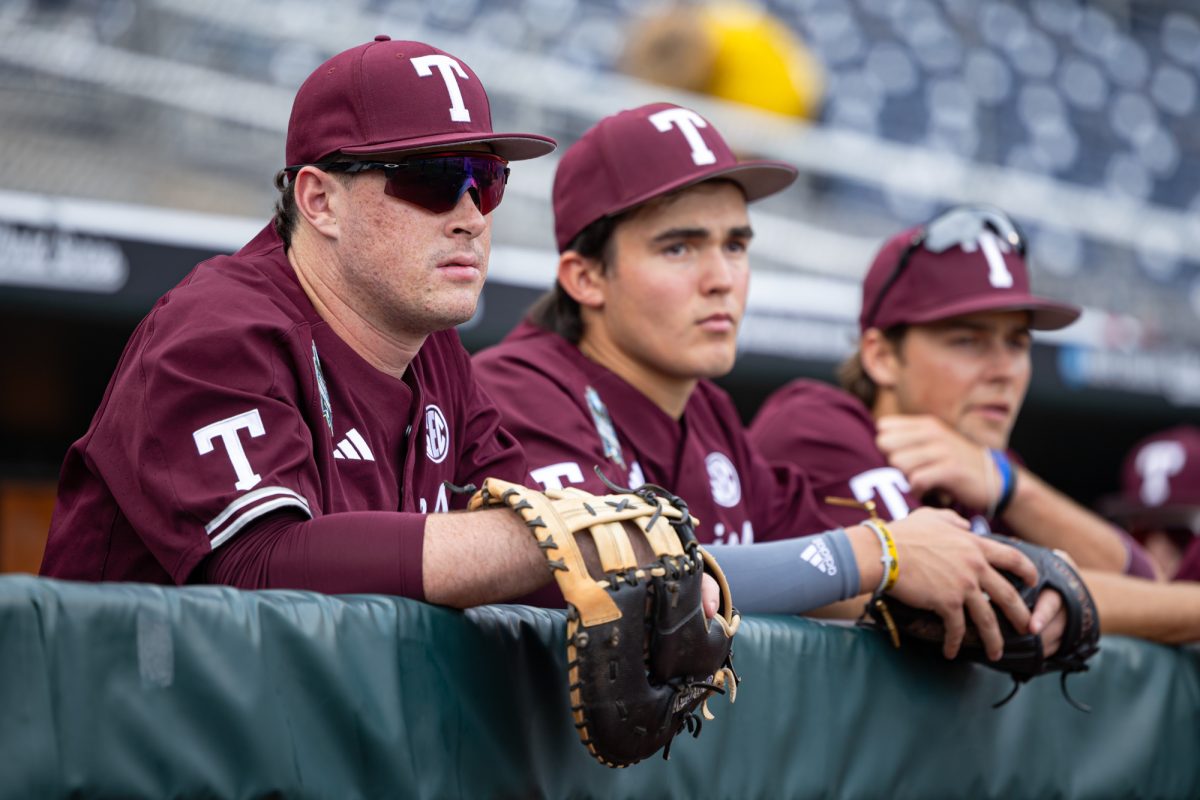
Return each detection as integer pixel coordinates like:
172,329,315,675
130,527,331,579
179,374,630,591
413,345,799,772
750,378,1161,578
41,224,525,594
749,379,921,527
473,322,837,545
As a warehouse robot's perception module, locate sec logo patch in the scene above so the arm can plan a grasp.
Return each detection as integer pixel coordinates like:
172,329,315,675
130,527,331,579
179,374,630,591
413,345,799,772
425,404,450,464
706,452,741,508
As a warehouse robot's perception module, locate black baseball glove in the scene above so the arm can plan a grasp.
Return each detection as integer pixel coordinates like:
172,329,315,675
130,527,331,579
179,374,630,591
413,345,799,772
468,477,740,767
866,533,1100,710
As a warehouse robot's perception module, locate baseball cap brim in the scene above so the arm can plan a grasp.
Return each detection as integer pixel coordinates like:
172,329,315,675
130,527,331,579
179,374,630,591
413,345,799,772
603,160,798,222
340,131,557,161
900,292,1081,331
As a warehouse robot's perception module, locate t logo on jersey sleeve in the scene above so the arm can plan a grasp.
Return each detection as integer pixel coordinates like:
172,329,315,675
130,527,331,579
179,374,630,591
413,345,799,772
193,409,266,491
192,408,313,549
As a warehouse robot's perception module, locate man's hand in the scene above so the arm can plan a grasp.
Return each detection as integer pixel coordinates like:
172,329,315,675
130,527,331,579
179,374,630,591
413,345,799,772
884,507,1038,659
876,415,998,510
702,574,719,619
1030,588,1065,658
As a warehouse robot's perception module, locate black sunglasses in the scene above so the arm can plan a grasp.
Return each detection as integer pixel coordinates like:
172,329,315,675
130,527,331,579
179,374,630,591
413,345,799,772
284,153,511,215
863,205,1027,330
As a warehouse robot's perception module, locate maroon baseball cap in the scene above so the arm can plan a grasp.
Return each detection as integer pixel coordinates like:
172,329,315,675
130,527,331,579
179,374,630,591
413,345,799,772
552,102,797,251
285,36,556,167
1102,426,1200,524
859,207,1080,333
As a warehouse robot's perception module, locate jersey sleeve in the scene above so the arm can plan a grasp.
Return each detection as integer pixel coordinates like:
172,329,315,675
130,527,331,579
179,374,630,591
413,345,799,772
749,380,920,525
88,315,327,580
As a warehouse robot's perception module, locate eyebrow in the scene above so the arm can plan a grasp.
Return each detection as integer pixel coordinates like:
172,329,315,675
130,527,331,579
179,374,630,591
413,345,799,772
650,225,755,243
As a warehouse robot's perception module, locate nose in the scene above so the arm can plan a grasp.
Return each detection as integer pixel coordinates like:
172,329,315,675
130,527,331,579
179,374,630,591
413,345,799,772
445,186,487,238
700,248,736,295
983,338,1024,381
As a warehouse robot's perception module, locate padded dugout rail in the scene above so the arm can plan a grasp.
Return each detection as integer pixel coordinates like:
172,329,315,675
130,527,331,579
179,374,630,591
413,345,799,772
2,574,1198,799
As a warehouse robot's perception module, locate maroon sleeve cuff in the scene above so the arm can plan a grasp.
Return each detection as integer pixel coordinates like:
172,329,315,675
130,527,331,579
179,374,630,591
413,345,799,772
394,513,426,601
192,510,428,600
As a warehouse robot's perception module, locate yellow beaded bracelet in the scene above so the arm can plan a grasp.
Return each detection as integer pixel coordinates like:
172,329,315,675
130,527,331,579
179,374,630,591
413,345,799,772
863,519,899,595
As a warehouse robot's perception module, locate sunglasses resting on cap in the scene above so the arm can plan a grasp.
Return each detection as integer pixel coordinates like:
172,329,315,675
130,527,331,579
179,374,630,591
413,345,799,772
280,152,511,215
860,204,1080,332
863,206,1025,330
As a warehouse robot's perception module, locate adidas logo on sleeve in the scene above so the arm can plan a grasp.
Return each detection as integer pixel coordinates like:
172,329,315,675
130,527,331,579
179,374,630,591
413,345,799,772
800,539,837,576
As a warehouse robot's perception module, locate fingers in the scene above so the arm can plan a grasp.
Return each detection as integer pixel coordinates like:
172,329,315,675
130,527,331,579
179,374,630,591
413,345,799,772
977,536,1039,586
964,590,1004,660
701,573,719,620
901,506,971,530
876,414,938,443
979,565,1031,633
939,602,967,659
1030,589,1066,658
906,465,950,498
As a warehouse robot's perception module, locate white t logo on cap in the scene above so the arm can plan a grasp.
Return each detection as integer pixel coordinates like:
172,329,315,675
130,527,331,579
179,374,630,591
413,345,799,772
1136,441,1186,506
411,54,471,123
648,108,717,166
960,230,1015,289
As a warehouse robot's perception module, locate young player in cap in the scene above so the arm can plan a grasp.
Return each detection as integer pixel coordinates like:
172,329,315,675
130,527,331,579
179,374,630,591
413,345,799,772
474,105,1068,660
747,209,1200,644
41,37,573,607
749,205,1158,579
1100,425,1200,581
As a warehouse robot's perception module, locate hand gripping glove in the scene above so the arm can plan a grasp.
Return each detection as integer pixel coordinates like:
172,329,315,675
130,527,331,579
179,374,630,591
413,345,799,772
468,477,740,767
867,533,1100,710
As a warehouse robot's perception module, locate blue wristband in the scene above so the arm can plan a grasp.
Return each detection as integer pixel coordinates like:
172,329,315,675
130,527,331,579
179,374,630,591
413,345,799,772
988,449,1016,518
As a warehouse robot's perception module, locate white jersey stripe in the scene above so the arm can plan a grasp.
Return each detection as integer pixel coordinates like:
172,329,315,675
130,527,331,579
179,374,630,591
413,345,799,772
209,497,312,550
337,440,360,460
205,485,311,535
346,428,374,462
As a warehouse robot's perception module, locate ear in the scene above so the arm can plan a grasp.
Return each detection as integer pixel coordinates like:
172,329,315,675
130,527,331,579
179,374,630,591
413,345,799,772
557,250,608,309
860,327,901,388
292,167,345,240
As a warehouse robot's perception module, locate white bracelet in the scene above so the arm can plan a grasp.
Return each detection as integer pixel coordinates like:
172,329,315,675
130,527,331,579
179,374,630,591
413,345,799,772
863,520,894,598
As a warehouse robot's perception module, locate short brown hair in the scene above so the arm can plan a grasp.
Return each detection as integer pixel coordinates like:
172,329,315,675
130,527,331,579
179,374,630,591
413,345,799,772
271,155,357,249
527,211,625,343
272,169,299,248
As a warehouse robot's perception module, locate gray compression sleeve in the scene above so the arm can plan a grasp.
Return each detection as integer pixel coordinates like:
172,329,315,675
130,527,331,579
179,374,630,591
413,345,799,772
706,529,861,614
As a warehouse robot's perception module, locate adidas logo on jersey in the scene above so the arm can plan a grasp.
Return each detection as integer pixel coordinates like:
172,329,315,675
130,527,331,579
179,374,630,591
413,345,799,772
800,540,837,576
333,428,375,462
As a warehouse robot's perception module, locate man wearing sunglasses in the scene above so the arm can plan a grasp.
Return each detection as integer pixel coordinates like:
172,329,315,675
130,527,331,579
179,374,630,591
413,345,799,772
40,37,576,608
749,205,1158,581
474,107,1071,662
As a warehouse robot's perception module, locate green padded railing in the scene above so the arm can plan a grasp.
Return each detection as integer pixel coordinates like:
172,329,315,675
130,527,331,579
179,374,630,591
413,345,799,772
2,574,1197,799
